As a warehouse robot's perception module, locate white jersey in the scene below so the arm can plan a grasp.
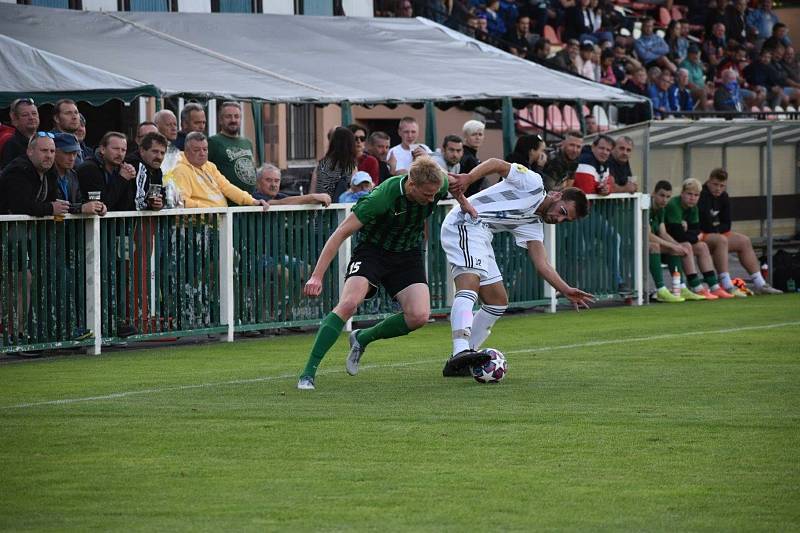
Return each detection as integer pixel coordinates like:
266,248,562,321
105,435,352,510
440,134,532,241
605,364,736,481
444,163,546,248
388,143,431,173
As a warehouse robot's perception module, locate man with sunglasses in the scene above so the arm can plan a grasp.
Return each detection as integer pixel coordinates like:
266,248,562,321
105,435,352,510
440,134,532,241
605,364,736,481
1,98,40,169
440,147,594,377
0,132,67,217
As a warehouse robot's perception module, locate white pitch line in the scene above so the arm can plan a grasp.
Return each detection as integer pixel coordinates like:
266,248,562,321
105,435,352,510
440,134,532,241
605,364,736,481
2,321,798,410
505,321,800,355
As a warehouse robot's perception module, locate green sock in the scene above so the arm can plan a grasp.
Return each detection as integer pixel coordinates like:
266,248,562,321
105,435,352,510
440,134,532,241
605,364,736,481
667,255,682,276
688,273,703,289
702,270,719,289
649,253,665,288
356,312,412,348
301,312,345,378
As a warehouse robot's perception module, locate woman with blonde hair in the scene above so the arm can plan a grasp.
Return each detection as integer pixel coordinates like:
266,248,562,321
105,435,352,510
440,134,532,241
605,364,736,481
460,119,485,196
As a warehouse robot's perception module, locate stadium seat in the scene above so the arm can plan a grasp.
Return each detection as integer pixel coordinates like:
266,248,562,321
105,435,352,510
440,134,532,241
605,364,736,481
670,6,685,20
593,105,610,132
517,104,545,133
562,105,581,131
658,7,671,27
773,105,785,120
543,25,562,45
546,104,565,134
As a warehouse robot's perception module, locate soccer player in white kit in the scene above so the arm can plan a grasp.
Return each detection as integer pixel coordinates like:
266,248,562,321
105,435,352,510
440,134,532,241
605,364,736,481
441,142,595,376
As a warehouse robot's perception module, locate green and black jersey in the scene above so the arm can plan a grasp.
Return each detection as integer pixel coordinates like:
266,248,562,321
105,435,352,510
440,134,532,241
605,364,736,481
664,196,700,243
649,205,665,235
351,174,448,253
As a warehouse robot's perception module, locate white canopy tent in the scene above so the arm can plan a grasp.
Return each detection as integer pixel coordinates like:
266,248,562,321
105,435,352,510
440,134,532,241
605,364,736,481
0,3,649,107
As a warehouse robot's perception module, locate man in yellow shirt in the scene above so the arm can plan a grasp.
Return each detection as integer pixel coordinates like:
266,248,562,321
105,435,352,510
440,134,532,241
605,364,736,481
171,131,269,209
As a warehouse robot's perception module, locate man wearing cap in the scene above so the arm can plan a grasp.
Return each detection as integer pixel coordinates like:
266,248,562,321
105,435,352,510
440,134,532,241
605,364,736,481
253,163,331,206
338,172,374,203
1,98,40,169
48,133,106,215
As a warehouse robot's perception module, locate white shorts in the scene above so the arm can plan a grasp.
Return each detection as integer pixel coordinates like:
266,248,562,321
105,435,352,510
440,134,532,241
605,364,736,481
440,219,503,286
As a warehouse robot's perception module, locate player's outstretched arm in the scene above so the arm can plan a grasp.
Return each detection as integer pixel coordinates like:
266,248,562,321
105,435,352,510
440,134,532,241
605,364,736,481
453,191,478,220
304,213,364,297
527,240,595,310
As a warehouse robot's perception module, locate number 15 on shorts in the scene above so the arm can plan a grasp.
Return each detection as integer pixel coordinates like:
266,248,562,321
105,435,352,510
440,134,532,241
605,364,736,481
348,261,362,275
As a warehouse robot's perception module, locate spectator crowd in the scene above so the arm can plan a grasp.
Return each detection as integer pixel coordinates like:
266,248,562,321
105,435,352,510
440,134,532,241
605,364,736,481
377,0,798,117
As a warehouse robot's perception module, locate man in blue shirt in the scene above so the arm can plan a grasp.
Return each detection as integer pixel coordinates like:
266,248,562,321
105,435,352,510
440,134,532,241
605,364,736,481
648,70,679,118
635,17,676,74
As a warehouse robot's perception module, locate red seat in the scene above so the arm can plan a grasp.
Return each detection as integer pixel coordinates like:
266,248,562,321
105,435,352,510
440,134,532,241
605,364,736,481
546,104,565,134
517,104,545,133
658,6,671,27
562,105,581,131
543,25,562,46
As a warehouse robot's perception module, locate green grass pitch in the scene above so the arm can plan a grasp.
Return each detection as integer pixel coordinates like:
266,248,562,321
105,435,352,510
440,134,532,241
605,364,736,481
1,295,799,531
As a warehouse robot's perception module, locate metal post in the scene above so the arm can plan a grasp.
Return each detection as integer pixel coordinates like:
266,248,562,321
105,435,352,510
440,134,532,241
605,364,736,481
721,144,727,170
207,99,217,135
501,96,515,158
138,97,147,123
682,144,691,180
177,97,185,129
341,101,352,127
759,144,765,237
545,223,557,313
642,123,650,193
218,211,234,342
85,216,102,355
766,127,774,283
424,100,437,151
634,193,645,306
337,206,353,331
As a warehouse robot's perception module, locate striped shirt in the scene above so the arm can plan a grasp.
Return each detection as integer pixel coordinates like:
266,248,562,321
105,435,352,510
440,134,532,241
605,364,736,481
445,163,546,248
573,150,610,194
352,174,449,252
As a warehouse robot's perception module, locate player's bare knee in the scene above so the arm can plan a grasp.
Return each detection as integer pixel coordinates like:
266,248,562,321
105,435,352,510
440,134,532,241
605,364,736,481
333,299,360,319
404,309,430,330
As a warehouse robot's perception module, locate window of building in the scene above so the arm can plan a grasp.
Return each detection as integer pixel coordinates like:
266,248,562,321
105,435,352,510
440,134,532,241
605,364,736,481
119,0,176,11
211,0,262,13
294,0,343,15
287,104,316,162
20,0,82,8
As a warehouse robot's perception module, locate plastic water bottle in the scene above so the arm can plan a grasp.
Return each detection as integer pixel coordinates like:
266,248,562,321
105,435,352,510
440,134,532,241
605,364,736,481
672,267,681,296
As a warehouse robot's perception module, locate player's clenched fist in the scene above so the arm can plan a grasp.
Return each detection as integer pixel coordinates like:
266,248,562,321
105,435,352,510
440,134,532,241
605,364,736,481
304,276,323,297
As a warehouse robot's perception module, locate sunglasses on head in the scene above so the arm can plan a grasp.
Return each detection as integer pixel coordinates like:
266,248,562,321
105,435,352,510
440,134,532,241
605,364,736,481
36,132,55,139
12,98,35,112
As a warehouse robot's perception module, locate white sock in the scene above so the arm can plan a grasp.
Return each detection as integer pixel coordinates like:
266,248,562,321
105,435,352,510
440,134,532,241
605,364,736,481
719,272,734,290
749,271,766,288
680,282,687,289
451,290,478,355
470,304,506,351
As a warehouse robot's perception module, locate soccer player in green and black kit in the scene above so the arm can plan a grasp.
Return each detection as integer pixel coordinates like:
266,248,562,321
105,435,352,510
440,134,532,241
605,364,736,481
298,157,479,390
663,178,731,300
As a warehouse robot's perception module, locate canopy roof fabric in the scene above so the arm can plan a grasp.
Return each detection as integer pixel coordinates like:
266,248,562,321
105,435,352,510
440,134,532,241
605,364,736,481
0,4,647,106
0,34,157,107
620,119,800,147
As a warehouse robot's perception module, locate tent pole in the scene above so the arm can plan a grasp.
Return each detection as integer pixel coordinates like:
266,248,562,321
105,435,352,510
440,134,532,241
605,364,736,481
178,97,185,129
341,101,352,126
424,101,437,151
766,126,773,284
642,122,650,193
501,96,515,158
208,99,217,135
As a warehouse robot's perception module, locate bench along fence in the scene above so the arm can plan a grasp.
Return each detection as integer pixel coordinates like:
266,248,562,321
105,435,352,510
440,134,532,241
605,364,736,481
0,194,644,355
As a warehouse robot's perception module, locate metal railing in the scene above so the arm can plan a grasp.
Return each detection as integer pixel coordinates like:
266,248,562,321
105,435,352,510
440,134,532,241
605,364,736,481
0,194,644,354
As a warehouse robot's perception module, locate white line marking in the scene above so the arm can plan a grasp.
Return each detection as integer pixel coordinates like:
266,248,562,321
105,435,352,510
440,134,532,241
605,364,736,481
2,321,798,410
505,321,800,354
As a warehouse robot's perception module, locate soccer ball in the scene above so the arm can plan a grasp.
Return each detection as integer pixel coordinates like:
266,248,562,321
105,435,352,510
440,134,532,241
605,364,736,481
471,348,507,384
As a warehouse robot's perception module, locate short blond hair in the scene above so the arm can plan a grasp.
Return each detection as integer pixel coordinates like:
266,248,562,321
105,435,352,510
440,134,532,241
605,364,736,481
682,178,702,193
409,156,444,186
462,119,485,137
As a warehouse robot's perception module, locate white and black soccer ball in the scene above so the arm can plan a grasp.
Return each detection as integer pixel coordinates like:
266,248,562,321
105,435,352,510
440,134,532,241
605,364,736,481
471,348,507,384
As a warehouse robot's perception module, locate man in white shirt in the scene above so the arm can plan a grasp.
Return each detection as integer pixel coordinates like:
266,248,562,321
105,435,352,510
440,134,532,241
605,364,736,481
387,116,431,175
441,143,594,376
431,134,463,174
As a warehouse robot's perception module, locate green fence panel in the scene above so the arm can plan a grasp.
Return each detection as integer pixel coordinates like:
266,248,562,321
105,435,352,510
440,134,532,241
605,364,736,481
555,197,636,299
232,208,341,331
0,218,90,353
